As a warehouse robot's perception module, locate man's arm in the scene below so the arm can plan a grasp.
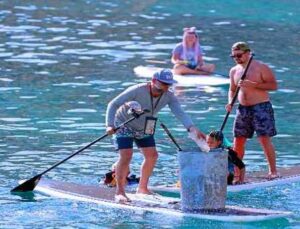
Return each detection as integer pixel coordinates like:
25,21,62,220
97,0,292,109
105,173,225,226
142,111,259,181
256,63,277,90
225,68,238,112
168,94,206,139
105,86,137,129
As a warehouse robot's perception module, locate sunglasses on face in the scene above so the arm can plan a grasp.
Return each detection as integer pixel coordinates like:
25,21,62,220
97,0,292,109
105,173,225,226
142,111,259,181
230,52,246,59
157,80,171,86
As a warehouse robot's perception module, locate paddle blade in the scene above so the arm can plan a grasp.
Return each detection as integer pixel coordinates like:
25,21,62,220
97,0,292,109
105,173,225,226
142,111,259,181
11,174,42,192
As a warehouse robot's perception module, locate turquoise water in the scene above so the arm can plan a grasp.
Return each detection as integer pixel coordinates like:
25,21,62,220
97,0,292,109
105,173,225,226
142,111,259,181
1,0,300,227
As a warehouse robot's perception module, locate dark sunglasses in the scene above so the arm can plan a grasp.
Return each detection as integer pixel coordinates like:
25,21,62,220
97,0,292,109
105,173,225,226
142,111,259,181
157,80,171,86
230,52,245,59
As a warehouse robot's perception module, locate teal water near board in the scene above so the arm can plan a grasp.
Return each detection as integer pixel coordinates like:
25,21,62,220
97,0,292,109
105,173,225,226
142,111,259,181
1,0,299,227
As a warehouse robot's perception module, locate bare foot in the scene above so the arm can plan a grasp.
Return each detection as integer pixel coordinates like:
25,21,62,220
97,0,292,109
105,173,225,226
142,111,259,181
267,173,281,180
115,194,131,203
232,179,245,185
136,188,153,195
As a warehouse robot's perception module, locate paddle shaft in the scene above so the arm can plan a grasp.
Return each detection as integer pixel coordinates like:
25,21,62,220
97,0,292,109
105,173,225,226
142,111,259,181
41,116,141,176
11,111,147,192
159,121,182,151
220,55,254,132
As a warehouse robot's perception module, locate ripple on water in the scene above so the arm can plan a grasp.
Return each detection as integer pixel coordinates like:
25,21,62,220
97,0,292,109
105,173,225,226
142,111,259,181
5,59,58,65
66,109,97,113
0,87,21,91
0,118,31,122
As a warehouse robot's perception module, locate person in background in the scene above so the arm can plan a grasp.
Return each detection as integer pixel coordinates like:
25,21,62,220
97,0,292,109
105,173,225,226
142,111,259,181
206,130,245,185
171,27,215,75
226,41,278,182
106,69,206,203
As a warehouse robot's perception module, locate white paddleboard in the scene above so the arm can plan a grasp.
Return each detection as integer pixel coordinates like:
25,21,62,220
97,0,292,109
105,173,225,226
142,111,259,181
151,166,300,195
34,179,291,222
133,66,229,86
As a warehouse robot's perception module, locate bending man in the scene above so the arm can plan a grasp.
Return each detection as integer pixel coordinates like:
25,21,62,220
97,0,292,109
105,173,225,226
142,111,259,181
106,69,205,203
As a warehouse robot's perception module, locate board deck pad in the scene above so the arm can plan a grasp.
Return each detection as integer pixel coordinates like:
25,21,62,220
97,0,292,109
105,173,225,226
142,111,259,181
151,166,300,194
133,66,229,86
34,179,292,222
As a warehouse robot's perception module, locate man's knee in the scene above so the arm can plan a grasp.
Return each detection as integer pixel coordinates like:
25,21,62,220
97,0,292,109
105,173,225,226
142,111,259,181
258,136,272,146
142,148,158,161
119,149,133,163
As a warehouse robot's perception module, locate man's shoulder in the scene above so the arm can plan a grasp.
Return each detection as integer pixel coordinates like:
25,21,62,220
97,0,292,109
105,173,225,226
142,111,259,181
127,83,148,90
229,65,239,76
164,89,177,101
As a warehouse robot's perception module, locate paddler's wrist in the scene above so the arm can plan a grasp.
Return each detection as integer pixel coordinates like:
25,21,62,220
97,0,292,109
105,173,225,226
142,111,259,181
187,126,195,132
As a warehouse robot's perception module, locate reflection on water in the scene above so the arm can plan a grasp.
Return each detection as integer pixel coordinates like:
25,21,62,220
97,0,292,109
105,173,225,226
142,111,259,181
10,191,38,203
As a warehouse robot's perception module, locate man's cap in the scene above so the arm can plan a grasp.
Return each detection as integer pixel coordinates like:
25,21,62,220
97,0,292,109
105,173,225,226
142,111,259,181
231,42,251,52
153,69,177,85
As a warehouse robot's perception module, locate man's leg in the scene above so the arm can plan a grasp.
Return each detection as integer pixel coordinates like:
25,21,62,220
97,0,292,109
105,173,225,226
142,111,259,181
116,148,133,200
233,136,247,182
258,136,277,175
137,147,158,194
233,136,247,159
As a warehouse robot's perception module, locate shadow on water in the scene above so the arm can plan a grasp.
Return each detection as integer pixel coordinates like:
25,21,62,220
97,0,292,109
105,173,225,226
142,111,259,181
10,191,38,202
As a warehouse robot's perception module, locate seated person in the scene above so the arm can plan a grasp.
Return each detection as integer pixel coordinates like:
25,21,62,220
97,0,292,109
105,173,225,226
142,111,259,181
171,27,215,75
206,130,245,185
101,161,140,187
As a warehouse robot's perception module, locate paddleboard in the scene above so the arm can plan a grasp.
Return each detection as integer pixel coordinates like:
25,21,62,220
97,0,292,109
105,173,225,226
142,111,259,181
151,166,300,195
34,179,291,222
133,66,229,86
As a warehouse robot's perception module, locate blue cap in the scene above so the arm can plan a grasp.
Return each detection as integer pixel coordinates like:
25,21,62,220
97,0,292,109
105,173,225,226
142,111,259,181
153,69,177,85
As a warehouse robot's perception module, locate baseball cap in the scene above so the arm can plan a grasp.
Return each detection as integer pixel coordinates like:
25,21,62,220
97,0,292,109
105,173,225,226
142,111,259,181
153,69,177,85
231,42,251,52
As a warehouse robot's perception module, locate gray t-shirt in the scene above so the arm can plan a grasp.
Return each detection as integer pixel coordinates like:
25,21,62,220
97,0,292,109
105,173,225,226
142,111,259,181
106,83,194,132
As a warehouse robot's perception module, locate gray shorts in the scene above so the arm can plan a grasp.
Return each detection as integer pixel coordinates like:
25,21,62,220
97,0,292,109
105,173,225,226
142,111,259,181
233,101,277,138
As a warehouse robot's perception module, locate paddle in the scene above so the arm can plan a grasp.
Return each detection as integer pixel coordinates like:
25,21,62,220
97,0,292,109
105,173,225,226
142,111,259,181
11,109,149,193
219,54,254,132
145,59,229,78
159,121,183,151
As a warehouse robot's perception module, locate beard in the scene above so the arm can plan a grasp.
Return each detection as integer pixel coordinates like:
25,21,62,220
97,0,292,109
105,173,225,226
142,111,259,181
153,84,164,94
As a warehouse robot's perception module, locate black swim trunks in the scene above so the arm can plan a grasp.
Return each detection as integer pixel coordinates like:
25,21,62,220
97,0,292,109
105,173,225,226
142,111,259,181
233,101,277,138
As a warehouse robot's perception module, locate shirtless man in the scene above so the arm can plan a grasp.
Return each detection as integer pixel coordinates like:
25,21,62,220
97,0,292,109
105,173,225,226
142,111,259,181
225,42,278,181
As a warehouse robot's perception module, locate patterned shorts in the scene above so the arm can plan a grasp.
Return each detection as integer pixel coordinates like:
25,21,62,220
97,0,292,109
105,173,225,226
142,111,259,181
234,101,277,138
113,124,155,150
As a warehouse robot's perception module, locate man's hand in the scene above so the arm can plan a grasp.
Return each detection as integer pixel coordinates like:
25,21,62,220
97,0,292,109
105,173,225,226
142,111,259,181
238,79,258,88
225,104,233,112
189,126,206,139
106,126,116,135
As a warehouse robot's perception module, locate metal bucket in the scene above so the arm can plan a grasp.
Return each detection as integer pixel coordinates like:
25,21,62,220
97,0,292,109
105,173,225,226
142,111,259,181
178,149,227,212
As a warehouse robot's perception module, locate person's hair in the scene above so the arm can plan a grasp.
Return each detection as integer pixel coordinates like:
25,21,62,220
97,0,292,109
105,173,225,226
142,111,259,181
208,130,224,142
182,27,200,63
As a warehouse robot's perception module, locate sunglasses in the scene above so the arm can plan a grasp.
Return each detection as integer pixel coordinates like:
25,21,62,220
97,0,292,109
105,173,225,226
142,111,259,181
157,80,171,86
230,52,246,59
